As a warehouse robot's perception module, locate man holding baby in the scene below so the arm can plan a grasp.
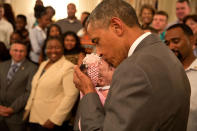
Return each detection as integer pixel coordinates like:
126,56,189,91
73,0,191,131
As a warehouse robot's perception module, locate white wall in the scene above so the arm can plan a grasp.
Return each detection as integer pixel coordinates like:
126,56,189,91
10,0,101,21
10,0,35,17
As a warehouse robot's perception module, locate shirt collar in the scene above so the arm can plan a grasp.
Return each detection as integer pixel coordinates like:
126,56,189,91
11,59,25,67
66,17,77,23
35,25,47,32
128,32,151,57
185,58,197,71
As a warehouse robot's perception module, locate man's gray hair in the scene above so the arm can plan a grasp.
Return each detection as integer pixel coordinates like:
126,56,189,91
87,0,140,28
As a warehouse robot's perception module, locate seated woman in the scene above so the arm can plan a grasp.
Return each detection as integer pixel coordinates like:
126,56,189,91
25,36,79,131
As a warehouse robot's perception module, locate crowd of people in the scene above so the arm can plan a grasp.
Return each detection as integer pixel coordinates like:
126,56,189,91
0,0,197,131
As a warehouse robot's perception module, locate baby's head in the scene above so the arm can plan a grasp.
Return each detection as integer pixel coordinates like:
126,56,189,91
80,53,114,87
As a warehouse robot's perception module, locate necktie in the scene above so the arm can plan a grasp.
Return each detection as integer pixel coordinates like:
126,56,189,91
7,64,18,84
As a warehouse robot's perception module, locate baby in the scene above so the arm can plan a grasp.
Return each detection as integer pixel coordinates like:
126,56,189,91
78,53,114,130
80,53,114,105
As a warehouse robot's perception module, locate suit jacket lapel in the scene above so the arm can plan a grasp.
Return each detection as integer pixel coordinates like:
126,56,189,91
38,56,64,84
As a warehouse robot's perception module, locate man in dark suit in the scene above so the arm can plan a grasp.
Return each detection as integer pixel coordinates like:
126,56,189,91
0,41,37,131
73,0,191,131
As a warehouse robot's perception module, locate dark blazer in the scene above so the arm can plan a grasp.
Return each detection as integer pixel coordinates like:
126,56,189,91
0,59,37,124
76,34,191,131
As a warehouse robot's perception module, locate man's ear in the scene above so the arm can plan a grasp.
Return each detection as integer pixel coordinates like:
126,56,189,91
109,17,124,36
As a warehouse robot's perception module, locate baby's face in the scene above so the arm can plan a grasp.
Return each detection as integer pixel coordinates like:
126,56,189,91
80,58,114,87
98,60,114,86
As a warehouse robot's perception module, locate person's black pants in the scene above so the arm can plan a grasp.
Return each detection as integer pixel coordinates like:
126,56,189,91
0,120,25,131
28,121,73,131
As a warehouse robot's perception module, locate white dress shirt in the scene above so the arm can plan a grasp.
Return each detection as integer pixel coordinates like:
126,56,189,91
186,59,197,131
128,32,151,57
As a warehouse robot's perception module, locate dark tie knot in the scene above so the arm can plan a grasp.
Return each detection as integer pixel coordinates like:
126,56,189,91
12,64,18,72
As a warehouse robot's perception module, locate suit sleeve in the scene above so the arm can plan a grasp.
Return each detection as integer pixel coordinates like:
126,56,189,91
0,64,2,105
10,65,37,113
49,65,79,126
80,63,153,131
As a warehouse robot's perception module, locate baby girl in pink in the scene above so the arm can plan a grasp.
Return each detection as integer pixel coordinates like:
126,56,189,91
78,53,114,130
80,53,114,105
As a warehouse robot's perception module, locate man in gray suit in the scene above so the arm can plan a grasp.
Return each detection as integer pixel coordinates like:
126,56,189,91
0,41,37,131
73,0,191,131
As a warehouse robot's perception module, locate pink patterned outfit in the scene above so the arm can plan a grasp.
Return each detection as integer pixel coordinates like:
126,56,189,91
79,53,111,130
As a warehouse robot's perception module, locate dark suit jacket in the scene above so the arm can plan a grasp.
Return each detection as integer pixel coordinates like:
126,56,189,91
76,34,191,131
0,59,37,124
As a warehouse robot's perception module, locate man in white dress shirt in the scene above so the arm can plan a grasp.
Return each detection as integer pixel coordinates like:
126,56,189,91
165,23,197,131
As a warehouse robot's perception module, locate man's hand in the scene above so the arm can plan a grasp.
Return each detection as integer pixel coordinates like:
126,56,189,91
43,119,55,129
0,106,14,117
73,66,96,95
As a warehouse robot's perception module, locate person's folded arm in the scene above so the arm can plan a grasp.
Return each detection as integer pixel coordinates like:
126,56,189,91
80,63,153,131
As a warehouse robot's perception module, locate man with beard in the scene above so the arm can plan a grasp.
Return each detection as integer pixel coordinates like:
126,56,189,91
165,24,197,131
73,0,191,130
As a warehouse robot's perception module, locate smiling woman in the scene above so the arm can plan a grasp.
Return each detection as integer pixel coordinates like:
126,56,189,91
45,36,64,64
25,36,79,131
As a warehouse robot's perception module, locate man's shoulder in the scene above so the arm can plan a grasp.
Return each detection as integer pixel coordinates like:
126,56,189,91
134,34,171,57
56,18,68,24
0,19,12,26
0,60,10,75
116,33,181,76
191,59,197,67
186,58,197,71
75,19,82,24
0,60,11,66
142,33,161,44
